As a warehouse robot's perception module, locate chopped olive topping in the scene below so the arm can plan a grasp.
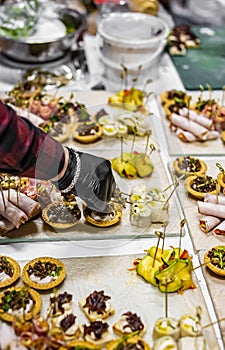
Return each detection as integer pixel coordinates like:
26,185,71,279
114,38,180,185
27,260,62,280
0,289,33,313
168,100,187,114
84,290,110,314
122,312,144,332
177,156,201,172
77,123,99,136
191,176,217,193
46,203,81,224
207,247,225,270
84,320,109,339
116,340,145,350
0,257,13,277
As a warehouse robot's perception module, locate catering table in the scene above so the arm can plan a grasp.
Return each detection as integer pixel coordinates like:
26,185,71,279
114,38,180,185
0,15,224,349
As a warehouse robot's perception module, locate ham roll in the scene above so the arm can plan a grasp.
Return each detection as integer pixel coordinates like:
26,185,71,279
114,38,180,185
204,193,225,205
0,215,15,232
6,189,41,218
175,128,197,142
199,215,221,233
198,201,225,219
171,113,209,139
179,108,214,130
213,220,225,236
0,196,28,229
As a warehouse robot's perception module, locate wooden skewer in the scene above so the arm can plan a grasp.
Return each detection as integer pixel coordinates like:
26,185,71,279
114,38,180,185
120,136,124,163
161,221,168,253
0,183,6,211
152,231,164,267
145,130,151,155
203,317,225,329
178,219,186,257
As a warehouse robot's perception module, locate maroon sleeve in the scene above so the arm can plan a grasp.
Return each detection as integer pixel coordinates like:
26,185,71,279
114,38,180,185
0,101,65,179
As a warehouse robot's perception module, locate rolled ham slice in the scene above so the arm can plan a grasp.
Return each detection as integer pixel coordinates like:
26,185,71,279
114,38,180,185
179,107,214,130
213,220,225,236
171,113,208,139
0,196,28,229
175,128,197,142
200,130,219,141
204,193,225,205
0,216,15,232
198,201,225,219
6,189,40,218
199,215,221,233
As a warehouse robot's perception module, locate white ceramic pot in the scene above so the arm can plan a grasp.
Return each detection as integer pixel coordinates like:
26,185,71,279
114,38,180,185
97,12,169,88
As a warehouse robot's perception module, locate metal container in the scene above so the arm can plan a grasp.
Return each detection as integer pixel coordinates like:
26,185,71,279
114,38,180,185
0,5,86,63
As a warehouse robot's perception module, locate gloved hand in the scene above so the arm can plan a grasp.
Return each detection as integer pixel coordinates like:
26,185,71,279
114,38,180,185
56,148,116,212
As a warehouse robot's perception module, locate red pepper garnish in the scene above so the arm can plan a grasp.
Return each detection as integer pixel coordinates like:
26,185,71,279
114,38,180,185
180,249,189,259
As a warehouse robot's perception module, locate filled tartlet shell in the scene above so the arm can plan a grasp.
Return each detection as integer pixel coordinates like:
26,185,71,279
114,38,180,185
73,123,103,144
106,336,151,350
0,256,21,288
83,204,122,228
173,157,207,177
204,246,225,277
185,175,220,200
65,340,101,350
0,287,42,322
42,201,81,229
22,256,66,290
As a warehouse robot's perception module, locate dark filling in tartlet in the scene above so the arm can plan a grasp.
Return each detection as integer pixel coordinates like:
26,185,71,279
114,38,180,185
46,203,81,224
0,289,33,312
84,290,110,315
207,247,225,270
116,340,145,350
77,123,99,136
0,257,13,277
122,312,144,332
190,176,217,193
27,260,62,280
177,156,201,173
84,320,109,339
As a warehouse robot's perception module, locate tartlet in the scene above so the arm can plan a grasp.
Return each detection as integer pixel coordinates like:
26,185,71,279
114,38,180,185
0,256,21,288
83,204,122,228
22,257,66,290
173,156,207,177
204,246,225,276
39,121,71,143
0,286,42,322
42,201,81,229
61,340,100,350
185,175,220,200
73,122,103,143
106,335,151,350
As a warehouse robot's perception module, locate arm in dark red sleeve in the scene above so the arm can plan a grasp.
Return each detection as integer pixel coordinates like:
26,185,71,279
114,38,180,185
0,100,65,179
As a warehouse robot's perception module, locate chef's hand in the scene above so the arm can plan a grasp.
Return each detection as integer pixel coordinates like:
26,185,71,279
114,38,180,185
57,148,116,212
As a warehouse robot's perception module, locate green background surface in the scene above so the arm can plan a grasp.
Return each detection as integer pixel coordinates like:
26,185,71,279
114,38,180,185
170,26,225,90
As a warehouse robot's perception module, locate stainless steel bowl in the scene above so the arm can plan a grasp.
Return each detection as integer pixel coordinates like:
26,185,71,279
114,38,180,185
0,6,86,63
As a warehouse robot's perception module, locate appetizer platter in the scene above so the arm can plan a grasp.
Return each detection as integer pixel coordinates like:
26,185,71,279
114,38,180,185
169,156,225,251
0,140,182,243
22,256,66,290
198,249,225,344
155,89,225,156
0,255,220,349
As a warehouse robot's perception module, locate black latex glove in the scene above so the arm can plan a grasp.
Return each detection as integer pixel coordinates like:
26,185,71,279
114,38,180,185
56,148,116,212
